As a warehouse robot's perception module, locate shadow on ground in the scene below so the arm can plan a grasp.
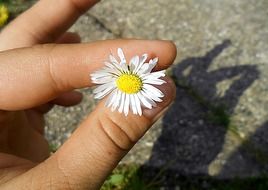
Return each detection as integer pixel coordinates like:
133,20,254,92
219,121,268,179
141,40,262,187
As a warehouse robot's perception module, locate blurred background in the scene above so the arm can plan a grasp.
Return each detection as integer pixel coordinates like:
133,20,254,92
1,0,268,189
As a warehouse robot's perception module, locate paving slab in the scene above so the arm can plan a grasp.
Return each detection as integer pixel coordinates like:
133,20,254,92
45,0,268,179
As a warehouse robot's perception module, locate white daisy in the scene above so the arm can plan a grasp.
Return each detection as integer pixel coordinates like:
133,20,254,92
90,48,166,116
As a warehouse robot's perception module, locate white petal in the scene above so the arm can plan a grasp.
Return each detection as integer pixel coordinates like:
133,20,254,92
109,58,126,73
103,63,122,75
140,91,157,107
130,55,139,72
90,72,111,79
124,94,130,116
120,62,128,72
94,85,115,99
147,58,158,73
137,92,152,109
112,90,121,111
118,93,126,113
143,88,162,102
133,54,147,74
91,68,119,79
141,70,166,79
150,57,158,64
93,82,114,94
106,90,117,107
134,94,142,116
151,70,166,77
112,50,128,72
92,76,116,84
104,61,116,69
118,48,126,64
140,54,148,65
143,84,164,98
137,63,150,75
142,74,163,80
130,95,137,114
143,78,166,85
109,54,119,64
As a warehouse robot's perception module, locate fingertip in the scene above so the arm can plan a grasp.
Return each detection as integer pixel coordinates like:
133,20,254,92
167,40,178,63
116,39,177,70
98,39,177,70
154,40,177,70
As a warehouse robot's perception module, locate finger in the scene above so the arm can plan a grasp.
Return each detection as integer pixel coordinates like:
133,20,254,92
33,103,54,114
0,40,177,110
34,91,83,113
56,32,81,44
51,91,83,106
0,0,99,50
5,78,176,190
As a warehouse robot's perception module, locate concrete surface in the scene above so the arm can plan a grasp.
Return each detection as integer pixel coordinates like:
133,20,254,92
44,0,268,180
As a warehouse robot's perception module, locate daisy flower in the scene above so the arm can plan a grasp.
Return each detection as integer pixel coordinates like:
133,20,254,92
90,48,166,116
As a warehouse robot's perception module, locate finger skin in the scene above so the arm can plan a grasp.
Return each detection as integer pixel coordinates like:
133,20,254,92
1,78,176,190
0,0,99,50
51,91,83,106
56,32,81,44
34,91,83,114
0,40,177,110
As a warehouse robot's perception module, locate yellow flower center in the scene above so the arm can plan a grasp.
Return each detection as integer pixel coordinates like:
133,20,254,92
116,74,142,94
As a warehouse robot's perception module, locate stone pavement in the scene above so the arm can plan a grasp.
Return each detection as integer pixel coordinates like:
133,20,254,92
45,0,268,179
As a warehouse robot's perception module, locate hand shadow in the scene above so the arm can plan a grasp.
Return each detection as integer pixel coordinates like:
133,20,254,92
141,40,259,186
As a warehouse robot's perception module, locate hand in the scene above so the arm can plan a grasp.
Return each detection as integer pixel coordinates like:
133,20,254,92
0,0,176,189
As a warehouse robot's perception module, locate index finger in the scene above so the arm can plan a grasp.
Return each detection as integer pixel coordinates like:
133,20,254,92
0,39,177,110
0,0,99,50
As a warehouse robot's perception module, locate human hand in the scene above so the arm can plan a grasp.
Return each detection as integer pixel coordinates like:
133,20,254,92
0,0,176,189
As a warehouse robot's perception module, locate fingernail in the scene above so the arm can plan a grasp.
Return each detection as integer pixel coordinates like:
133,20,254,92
143,77,176,120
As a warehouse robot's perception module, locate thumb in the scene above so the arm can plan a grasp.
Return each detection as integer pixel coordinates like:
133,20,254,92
5,78,176,190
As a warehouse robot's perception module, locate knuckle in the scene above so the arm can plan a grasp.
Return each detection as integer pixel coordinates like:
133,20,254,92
97,114,135,151
109,111,151,140
48,157,75,190
39,44,66,93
